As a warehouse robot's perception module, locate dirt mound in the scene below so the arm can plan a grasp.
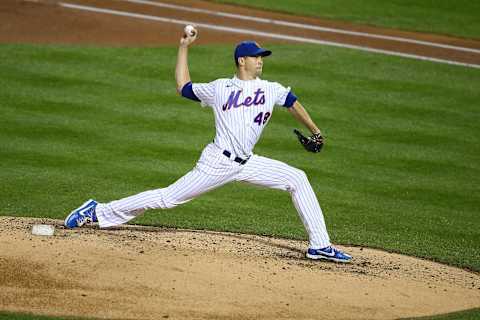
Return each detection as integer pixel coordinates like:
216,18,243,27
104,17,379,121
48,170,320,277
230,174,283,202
0,216,479,319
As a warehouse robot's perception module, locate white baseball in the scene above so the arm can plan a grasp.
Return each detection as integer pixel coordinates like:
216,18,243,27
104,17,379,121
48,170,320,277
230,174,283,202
184,25,196,37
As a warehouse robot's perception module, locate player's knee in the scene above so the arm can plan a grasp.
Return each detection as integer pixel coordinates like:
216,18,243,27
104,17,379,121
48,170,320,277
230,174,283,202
162,201,178,209
289,168,309,190
296,169,309,184
149,189,178,209
160,195,180,209
160,192,186,209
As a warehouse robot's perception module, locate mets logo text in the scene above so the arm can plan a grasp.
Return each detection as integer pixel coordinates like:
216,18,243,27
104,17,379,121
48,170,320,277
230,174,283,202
222,89,266,111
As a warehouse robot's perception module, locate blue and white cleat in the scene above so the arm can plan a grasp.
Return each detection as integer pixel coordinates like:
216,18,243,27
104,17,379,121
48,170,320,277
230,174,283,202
64,199,98,229
306,246,352,263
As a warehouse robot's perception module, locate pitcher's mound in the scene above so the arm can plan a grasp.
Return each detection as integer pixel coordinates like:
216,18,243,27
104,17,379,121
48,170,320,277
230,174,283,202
0,216,479,319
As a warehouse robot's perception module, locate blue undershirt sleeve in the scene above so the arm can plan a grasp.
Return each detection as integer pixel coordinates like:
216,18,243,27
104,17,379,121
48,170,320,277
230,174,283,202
283,91,297,108
181,82,201,102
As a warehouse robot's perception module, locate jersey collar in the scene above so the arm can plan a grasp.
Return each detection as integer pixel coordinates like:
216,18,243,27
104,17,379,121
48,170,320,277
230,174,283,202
231,75,260,88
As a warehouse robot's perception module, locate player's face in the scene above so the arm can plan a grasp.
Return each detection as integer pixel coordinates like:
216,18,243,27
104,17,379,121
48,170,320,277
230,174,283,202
244,56,263,77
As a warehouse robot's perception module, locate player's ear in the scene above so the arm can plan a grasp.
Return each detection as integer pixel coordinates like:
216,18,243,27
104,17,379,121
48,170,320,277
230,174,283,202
237,57,245,67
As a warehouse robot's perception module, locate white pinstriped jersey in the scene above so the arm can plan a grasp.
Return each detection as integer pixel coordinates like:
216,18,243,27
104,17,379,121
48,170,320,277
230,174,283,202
193,75,291,158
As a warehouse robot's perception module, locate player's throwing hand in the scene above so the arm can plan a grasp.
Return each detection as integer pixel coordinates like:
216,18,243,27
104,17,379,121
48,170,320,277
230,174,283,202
180,25,198,47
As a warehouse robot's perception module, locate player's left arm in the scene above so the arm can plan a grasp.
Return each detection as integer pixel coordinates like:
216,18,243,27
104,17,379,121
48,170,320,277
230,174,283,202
287,100,322,135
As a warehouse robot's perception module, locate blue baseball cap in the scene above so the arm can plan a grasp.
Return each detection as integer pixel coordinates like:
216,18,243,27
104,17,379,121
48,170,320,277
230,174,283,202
234,41,272,64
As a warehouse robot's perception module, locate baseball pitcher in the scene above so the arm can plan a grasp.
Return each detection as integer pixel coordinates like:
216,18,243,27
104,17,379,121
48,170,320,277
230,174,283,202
65,27,352,263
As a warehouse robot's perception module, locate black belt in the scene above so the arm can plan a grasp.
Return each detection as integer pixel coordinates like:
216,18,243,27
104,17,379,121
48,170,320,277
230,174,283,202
222,150,249,165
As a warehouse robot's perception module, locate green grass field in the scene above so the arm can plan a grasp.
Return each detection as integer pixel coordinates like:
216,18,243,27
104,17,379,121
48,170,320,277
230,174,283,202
402,308,480,320
213,0,480,40
0,43,479,319
0,312,81,320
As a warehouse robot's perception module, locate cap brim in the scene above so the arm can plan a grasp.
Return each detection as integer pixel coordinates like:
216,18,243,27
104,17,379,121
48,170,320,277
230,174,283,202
252,48,272,57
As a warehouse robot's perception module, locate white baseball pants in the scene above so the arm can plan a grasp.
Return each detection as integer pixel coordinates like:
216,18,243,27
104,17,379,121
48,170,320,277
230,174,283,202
96,143,331,249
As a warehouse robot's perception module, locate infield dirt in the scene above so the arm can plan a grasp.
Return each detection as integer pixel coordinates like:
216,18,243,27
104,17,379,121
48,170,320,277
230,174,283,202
1,0,480,65
1,0,480,319
1,217,480,319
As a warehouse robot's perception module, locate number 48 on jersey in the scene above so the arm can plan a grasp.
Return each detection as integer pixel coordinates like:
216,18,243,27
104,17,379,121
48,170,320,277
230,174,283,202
254,112,271,126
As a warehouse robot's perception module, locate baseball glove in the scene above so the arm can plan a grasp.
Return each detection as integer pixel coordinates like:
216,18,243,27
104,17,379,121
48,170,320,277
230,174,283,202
293,129,324,153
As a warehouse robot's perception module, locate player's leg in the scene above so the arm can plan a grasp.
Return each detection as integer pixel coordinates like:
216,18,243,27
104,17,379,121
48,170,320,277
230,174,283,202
236,155,351,262
94,167,234,228
65,145,239,228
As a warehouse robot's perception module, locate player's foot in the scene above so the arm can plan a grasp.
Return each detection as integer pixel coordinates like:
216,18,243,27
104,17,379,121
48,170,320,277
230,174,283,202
64,199,98,229
306,246,352,263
